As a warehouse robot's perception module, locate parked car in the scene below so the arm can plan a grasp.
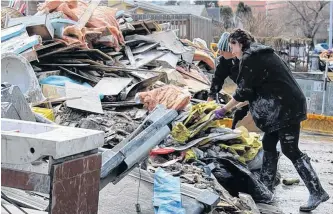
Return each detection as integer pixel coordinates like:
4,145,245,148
314,43,329,53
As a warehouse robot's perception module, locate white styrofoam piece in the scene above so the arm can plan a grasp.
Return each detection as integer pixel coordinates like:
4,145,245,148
1,119,104,164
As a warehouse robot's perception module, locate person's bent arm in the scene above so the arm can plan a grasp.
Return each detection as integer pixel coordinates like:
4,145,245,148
223,98,240,112
235,101,249,109
215,56,258,119
208,57,229,101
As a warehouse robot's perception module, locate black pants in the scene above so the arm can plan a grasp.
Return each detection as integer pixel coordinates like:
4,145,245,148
262,123,304,162
232,105,249,129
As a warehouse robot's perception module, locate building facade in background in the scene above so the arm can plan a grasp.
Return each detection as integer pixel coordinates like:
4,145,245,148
218,0,287,13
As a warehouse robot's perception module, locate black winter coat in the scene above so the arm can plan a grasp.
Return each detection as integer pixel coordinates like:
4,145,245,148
233,43,307,133
208,56,240,99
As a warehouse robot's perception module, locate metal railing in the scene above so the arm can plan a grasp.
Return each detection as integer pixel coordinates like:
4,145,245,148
131,13,217,45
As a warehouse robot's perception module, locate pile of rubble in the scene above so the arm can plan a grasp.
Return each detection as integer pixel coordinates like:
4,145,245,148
1,1,283,214
1,0,219,146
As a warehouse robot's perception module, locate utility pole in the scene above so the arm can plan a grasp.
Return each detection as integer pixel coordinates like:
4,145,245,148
265,1,269,36
321,0,332,114
329,0,333,49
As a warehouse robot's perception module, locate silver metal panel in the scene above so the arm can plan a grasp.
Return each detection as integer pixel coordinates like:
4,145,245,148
295,79,333,116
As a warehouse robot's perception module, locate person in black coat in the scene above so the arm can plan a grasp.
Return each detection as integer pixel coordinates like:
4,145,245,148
208,32,250,129
214,29,329,212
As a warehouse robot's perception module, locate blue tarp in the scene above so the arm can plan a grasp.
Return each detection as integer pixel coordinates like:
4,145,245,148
153,168,185,214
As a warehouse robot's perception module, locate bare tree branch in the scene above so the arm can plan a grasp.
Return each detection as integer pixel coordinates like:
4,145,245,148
305,2,318,15
285,1,329,47
288,1,307,22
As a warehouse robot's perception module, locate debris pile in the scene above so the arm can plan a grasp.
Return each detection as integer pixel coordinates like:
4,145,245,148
1,1,281,213
1,0,219,146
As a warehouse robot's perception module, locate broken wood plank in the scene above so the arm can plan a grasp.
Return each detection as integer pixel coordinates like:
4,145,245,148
41,63,90,67
120,22,135,31
37,43,81,58
76,0,101,29
176,68,210,85
32,96,81,107
35,41,63,51
141,22,151,34
125,46,135,66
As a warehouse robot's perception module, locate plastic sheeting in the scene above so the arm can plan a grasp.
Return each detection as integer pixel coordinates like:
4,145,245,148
209,157,274,203
153,168,185,214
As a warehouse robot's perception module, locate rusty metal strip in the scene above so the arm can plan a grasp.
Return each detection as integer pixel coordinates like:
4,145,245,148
177,68,210,85
35,41,63,51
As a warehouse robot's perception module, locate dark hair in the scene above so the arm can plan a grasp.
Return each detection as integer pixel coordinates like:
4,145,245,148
229,29,255,51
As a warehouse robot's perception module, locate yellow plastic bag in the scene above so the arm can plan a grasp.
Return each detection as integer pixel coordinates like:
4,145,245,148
219,126,262,163
32,107,55,121
171,102,225,143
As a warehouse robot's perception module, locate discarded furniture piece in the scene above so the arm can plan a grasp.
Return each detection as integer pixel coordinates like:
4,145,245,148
1,119,104,214
7,15,55,40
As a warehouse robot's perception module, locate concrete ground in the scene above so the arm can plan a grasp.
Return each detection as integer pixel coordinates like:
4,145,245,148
98,133,333,214
274,133,333,214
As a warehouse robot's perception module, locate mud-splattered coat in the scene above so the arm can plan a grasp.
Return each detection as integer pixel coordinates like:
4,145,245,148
208,56,240,99
233,43,307,133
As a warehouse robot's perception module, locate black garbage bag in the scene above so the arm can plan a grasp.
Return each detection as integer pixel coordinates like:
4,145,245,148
204,157,273,203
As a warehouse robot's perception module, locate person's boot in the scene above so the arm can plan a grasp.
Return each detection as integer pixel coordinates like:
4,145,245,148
293,154,330,212
260,151,279,192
